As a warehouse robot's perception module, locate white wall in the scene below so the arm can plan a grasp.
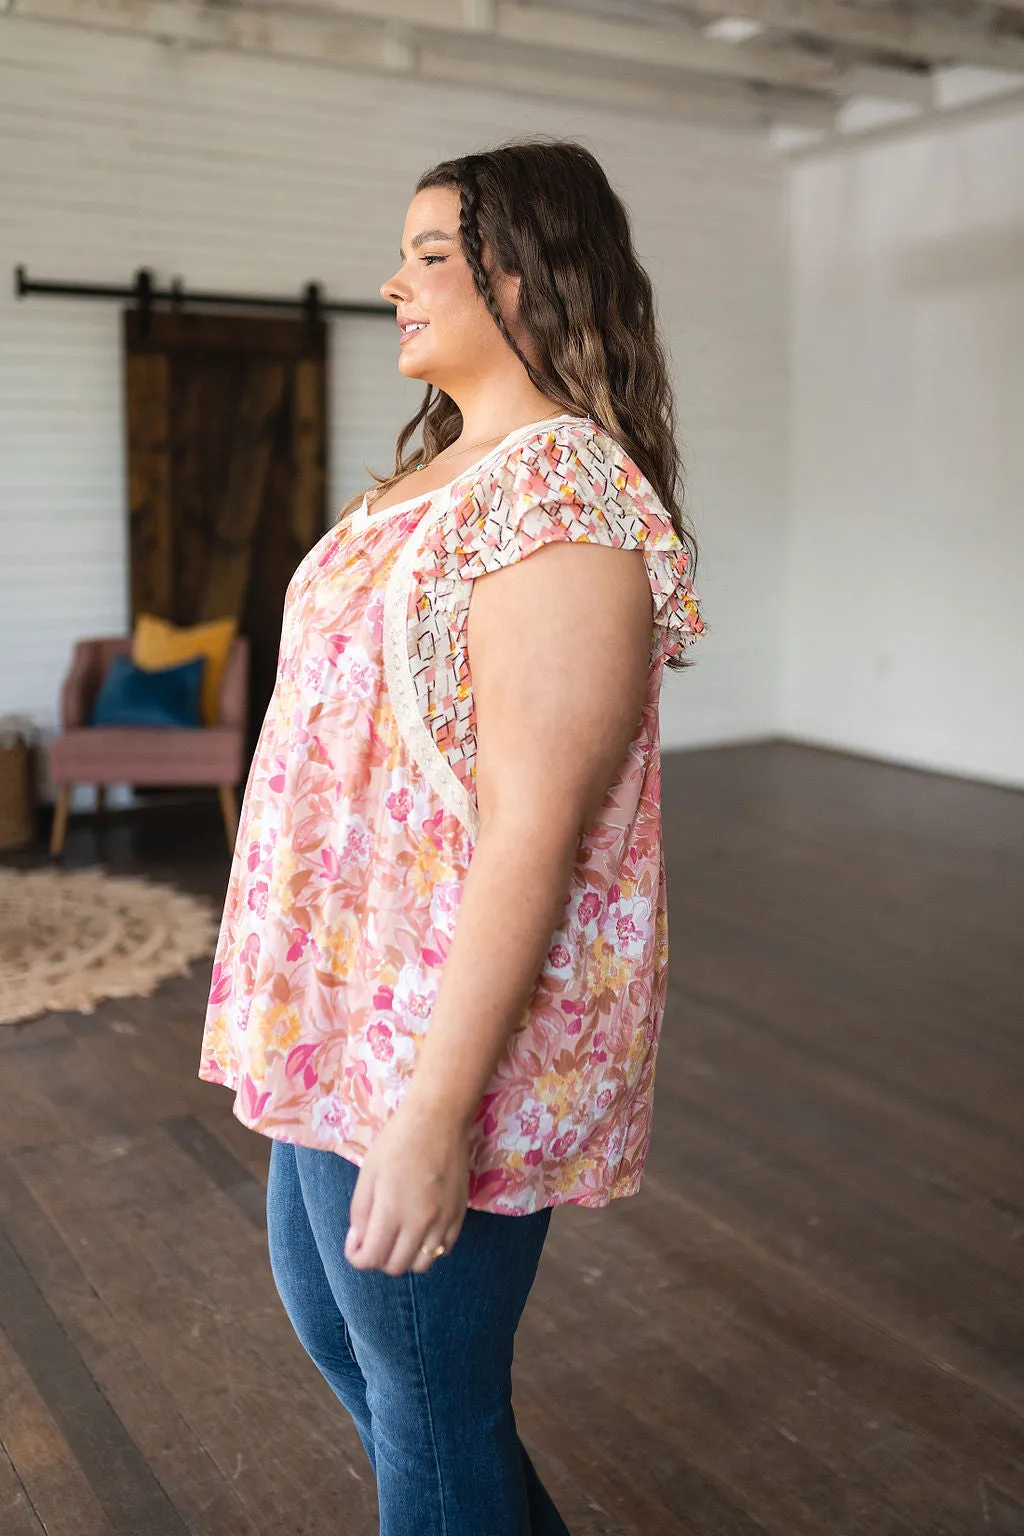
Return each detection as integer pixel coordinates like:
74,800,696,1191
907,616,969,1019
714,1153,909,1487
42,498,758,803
785,111,1024,789
0,18,789,781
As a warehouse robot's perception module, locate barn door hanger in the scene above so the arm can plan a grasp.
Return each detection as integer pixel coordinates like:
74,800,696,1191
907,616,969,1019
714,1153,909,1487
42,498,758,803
13,265,391,331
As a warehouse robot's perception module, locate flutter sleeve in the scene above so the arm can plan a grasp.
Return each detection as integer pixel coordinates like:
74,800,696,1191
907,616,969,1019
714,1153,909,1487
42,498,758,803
420,419,704,663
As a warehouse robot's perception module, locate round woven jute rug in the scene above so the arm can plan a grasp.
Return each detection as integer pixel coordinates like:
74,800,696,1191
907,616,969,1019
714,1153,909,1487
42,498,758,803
0,867,217,1026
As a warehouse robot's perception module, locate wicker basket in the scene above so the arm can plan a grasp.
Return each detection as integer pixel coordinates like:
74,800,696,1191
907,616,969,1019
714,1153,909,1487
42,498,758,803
0,719,38,852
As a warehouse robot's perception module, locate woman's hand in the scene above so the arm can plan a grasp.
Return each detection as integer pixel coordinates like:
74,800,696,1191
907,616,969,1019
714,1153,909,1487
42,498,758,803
344,1093,470,1275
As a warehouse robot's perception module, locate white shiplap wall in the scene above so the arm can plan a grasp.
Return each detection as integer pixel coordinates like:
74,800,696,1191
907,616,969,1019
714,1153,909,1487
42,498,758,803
0,18,789,783
785,110,1024,789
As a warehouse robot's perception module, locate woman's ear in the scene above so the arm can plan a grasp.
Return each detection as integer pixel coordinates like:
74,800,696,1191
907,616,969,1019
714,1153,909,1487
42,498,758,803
491,264,522,323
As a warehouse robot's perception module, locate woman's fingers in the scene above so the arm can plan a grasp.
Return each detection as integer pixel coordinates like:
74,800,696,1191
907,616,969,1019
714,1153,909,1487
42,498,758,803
444,1213,466,1253
407,1231,448,1274
345,1164,416,1272
374,1196,465,1276
406,1210,467,1274
349,1193,402,1271
344,1166,377,1265
352,1208,464,1274
382,1203,448,1276
344,1142,468,1275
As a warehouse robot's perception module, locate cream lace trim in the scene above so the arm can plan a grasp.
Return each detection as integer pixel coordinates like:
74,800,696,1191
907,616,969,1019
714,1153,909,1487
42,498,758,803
382,503,482,841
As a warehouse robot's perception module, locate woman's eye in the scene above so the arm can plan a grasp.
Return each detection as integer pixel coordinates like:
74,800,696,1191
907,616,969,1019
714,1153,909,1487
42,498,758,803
421,254,445,266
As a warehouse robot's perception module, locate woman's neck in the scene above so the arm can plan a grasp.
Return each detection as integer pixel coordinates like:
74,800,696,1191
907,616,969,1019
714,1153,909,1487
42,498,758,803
446,382,567,451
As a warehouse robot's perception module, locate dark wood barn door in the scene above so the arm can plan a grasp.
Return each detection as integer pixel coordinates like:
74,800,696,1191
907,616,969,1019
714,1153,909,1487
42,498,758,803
124,309,328,756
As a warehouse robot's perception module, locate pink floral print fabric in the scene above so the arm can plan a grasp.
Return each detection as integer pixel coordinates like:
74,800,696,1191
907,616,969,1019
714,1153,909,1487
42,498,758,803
199,414,704,1214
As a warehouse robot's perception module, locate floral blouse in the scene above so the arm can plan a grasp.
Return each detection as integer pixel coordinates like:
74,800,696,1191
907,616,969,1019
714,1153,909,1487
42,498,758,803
198,413,704,1214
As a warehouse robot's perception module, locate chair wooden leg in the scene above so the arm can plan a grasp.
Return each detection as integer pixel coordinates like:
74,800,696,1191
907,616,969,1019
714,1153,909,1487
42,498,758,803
50,786,70,856
218,786,239,853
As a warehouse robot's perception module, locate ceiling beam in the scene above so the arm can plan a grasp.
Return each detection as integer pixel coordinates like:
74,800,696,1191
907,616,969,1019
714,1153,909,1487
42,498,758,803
495,0,839,90
652,0,1024,72
4,0,837,127
275,0,844,90
782,80,1024,156
266,0,947,99
417,33,835,124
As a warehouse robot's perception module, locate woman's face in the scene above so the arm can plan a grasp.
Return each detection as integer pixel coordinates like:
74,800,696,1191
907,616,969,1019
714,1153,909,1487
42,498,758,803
379,186,521,394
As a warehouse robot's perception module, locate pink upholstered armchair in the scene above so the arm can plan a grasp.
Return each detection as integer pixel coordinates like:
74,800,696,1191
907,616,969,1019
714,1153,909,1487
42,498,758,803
48,635,250,855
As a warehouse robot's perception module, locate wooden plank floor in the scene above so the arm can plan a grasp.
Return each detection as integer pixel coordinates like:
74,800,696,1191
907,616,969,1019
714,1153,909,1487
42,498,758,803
1,741,1022,1535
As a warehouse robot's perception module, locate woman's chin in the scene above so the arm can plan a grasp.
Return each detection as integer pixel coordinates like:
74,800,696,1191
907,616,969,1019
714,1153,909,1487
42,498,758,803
397,346,432,380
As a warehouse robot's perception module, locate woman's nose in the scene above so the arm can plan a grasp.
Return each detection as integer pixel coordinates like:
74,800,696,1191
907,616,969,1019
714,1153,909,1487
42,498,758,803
380,270,406,303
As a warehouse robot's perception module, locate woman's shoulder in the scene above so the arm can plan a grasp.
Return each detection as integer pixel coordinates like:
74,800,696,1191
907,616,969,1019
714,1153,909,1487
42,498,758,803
462,412,676,548
418,413,685,593
490,413,654,494
414,413,703,660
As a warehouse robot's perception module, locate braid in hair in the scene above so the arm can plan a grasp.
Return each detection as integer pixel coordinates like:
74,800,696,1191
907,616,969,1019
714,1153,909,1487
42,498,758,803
457,155,553,399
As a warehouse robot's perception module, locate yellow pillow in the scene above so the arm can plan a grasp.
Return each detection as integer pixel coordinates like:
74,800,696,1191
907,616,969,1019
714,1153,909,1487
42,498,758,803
132,614,238,726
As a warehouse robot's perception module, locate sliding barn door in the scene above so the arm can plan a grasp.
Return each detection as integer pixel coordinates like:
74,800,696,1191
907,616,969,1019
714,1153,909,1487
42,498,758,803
124,309,328,756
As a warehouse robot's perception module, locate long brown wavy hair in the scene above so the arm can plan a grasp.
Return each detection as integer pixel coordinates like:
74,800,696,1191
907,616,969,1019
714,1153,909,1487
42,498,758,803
344,136,700,669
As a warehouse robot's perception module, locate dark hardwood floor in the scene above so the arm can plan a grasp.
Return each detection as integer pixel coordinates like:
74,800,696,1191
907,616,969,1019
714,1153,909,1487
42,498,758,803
1,741,1022,1535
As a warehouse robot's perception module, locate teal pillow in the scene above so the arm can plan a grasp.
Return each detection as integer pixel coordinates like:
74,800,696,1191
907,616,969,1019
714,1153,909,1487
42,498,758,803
91,653,204,729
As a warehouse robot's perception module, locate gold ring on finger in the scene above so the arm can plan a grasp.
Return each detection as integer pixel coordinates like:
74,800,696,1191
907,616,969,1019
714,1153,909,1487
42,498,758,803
420,1242,447,1259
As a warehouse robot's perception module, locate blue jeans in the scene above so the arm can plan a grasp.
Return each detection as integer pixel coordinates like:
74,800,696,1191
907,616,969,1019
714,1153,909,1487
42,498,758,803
266,1139,572,1535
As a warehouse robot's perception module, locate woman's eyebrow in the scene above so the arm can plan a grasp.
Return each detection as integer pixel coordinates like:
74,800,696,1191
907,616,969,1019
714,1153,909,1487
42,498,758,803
400,229,455,259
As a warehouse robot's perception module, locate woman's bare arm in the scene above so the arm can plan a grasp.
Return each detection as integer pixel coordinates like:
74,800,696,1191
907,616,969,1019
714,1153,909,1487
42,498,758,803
344,540,653,1273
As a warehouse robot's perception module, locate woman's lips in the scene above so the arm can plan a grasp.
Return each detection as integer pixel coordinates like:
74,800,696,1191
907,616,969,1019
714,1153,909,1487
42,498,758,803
399,322,429,346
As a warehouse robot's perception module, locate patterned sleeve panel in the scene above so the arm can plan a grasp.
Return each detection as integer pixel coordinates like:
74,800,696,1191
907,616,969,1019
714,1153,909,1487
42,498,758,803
421,418,704,663
394,420,705,840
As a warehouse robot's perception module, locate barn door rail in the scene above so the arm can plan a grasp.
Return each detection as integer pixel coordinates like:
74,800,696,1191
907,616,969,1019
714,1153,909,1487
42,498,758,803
13,265,392,324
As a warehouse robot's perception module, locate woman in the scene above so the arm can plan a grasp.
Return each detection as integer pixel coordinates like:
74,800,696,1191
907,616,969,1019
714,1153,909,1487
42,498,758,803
199,138,703,1535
